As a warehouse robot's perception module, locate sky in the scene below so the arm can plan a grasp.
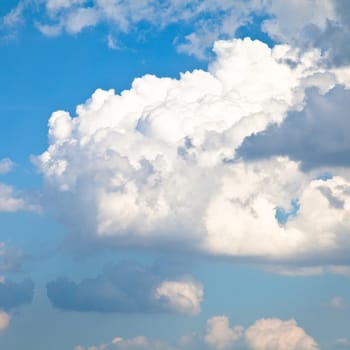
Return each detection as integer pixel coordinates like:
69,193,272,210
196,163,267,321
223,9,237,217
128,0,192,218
0,1,350,349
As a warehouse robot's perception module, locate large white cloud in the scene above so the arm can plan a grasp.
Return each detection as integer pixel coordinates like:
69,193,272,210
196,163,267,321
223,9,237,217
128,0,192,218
245,318,319,350
35,37,350,264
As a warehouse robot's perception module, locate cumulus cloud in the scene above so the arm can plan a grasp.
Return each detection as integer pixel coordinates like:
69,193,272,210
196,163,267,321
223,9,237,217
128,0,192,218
47,261,203,315
245,318,319,350
35,37,350,265
75,316,318,350
0,183,39,212
0,158,40,213
204,316,243,349
0,311,10,332
0,278,34,310
154,279,203,316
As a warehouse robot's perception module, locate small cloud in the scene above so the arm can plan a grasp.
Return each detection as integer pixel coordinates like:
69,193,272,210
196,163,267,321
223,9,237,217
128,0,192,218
329,296,349,310
35,22,62,37
335,338,350,348
330,296,344,309
154,279,203,316
0,158,14,175
204,316,243,350
0,183,40,213
0,311,10,332
1,1,25,28
107,34,120,50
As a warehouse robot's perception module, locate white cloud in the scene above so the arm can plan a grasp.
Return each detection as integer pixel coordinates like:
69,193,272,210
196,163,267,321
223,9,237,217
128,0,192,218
76,335,177,350
0,311,10,332
4,0,349,62
0,183,38,213
0,157,39,213
1,1,25,28
154,279,203,316
204,316,243,349
35,37,350,264
77,316,319,350
261,0,336,45
0,158,14,175
245,318,319,350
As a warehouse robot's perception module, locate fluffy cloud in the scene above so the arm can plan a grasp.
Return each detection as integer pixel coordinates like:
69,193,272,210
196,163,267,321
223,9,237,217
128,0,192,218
154,279,203,316
47,262,203,315
204,316,243,349
0,158,39,213
0,183,37,212
245,318,319,350
0,311,10,332
75,316,318,350
35,37,350,265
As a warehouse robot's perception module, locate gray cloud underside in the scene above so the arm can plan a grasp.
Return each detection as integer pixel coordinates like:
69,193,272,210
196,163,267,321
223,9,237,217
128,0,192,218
47,262,202,314
0,278,34,310
237,85,350,170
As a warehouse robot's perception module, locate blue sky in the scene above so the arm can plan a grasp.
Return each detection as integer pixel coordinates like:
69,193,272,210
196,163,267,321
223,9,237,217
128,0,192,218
1,1,350,350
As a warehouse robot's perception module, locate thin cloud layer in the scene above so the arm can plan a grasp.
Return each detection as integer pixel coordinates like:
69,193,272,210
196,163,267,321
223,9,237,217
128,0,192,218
47,262,203,315
36,38,350,265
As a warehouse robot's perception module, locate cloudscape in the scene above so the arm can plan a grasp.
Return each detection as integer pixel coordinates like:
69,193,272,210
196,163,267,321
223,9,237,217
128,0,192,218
1,1,350,349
